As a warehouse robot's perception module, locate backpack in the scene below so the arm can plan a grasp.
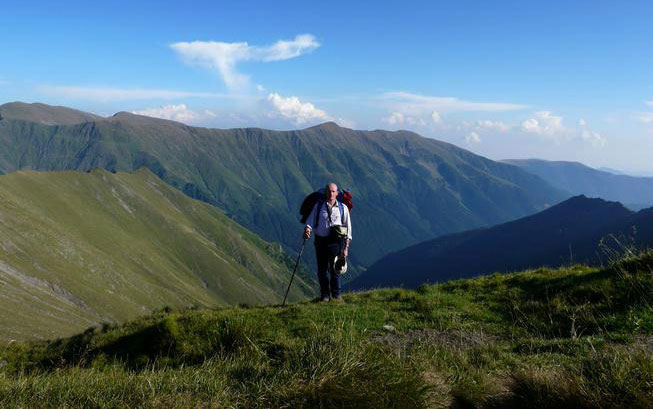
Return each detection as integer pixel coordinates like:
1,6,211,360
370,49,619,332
299,187,354,224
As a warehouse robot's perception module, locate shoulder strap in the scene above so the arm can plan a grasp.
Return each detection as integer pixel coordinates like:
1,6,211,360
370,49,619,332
339,201,344,224
326,201,333,227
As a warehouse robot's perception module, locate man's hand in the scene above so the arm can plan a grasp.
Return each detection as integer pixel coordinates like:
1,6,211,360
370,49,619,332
303,226,311,240
343,248,348,257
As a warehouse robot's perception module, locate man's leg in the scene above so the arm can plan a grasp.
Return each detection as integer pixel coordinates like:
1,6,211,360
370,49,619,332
314,236,330,300
329,256,340,299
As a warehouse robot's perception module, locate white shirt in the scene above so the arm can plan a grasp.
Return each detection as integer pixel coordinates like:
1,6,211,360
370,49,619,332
305,200,352,241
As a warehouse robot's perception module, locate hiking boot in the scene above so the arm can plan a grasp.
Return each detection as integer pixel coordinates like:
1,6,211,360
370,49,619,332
331,295,344,303
318,296,330,303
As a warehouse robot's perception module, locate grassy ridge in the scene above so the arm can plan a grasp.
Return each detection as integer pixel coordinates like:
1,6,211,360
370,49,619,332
1,251,651,407
0,169,313,341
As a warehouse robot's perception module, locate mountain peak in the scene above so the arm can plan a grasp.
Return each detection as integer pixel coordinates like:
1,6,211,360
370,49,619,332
306,121,343,131
112,111,135,118
541,194,631,217
110,111,189,128
0,101,103,125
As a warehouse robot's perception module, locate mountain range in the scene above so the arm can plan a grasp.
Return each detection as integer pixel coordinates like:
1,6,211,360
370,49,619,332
503,159,653,210
0,168,312,340
352,195,653,289
0,102,568,276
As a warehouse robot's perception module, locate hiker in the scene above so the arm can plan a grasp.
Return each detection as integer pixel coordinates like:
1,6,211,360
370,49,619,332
303,182,352,302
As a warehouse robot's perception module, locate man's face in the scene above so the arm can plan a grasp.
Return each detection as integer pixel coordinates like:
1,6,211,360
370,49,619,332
328,184,338,202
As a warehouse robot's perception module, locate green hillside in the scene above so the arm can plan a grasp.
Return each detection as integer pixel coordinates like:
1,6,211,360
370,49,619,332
0,169,313,341
2,251,651,408
0,102,568,276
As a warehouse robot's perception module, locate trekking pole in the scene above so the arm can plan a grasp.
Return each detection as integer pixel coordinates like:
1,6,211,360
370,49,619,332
282,237,307,307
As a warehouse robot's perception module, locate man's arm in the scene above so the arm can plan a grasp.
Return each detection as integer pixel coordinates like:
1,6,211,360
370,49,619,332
304,203,318,239
343,206,352,256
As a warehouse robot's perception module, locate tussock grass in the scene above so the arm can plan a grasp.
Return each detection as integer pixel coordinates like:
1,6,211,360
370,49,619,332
1,251,652,407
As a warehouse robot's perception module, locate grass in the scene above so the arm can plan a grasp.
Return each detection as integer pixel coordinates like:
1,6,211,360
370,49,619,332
1,250,652,408
0,169,314,341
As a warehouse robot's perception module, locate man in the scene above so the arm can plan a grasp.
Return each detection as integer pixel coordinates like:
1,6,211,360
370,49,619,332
303,182,352,302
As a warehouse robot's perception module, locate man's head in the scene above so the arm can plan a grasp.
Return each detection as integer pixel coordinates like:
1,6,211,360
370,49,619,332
326,182,338,203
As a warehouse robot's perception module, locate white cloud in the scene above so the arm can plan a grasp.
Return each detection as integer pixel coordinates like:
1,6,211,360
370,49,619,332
520,111,603,147
521,111,566,136
379,92,524,131
381,91,527,113
646,101,653,108
384,112,405,125
255,34,320,61
131,104,216,124
407,116,426,126
382,111,426,126
476,120,511,132
38,85,223,102
575,119,605,147
266,93,332,126
171,34,320,91
465,131,481,144
580,129,605,147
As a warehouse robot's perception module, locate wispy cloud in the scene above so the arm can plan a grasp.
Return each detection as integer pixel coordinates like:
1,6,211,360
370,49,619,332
265,92,332,126
170,34,320,91
379,92,525,132
465,131,481,144
131,104,216,124
519,112,604,147
38,85,226,102
637,112,653,123
0,78,8,86
577,118,605,147
636,101,653,123
579,129,605,147
476,120,511,132
381,91,527,112
382,111,427,126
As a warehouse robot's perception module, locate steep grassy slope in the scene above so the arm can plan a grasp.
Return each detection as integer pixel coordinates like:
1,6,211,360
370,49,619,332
0,169,312,341
1,251,651,408
503,158,653,209
0,103,568,275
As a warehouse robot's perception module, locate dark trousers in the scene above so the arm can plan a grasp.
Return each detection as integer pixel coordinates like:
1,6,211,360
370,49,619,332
315,235,340,298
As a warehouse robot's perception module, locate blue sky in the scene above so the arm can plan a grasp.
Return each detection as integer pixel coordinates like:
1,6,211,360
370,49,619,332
2,1,653,172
